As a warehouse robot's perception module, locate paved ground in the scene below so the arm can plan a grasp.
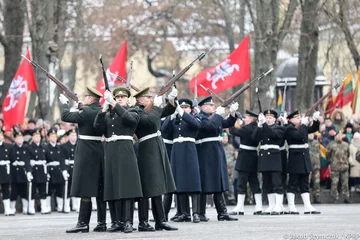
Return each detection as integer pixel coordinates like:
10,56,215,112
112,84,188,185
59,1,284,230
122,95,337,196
0,204,360,240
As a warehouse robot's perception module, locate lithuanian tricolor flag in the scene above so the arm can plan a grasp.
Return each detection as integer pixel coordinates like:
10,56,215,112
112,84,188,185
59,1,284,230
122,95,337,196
334,73,354,108
319,143,331,182
351,69,360,113
276,91,283,111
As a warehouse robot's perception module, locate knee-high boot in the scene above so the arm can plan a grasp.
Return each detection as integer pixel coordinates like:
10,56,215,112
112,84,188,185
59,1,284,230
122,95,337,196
173,194,191,222
123,199,134,233
93,199,107,232
138,198,155,232
115,199,125,231
213,193,238,221
191,194,200,223
152,196,178,231
66,198,92,233
163,193,173,221
199,193,209,222
107,201,121,232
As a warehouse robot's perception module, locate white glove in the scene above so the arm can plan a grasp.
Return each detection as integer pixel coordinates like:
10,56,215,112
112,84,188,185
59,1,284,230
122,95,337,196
27,172,33,182
258,113,266,127
170,110,178,120
175,101,185,117
301,117,309,126
62,170,70,181
312,111,320,121
279,116,288,125
194,107,201,114
102,100,110,112
47,174,51,181
104,90,114,103
215,106,225,116
167,87,178,100
239,119,244,126
59,94,69,105
281,111,287,118
229,102,239,114
154,95,163,107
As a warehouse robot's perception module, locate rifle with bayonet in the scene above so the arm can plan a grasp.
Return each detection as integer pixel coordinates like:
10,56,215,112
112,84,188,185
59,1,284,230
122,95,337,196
157,47,213,96
126,61,133,89
21,55,81,106
99,55,112,111
107,71,140,92
221,68,274,107
281,78,288,115
255,87,262,113
194,75,198,106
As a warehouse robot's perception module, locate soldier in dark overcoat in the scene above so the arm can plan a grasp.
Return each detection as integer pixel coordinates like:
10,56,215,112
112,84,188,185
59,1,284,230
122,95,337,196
252,110,284,215
196,96,238,222
134,87,178,231
161,98,201,223
94,87,143,233
60,87,107,233
0,129,14,216
281,110,321,214
229,110,262,215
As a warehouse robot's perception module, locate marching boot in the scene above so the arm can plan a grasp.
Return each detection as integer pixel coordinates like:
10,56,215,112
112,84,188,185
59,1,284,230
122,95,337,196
199,193,209,222
163,193,173,221
152,196,178,231
40,199,48,214
21,198,28,215
213,193,238,221
10,201,17,215
93,199,107,232
301,192,321,214
253,193,263,215
3,199,14,216
173,194,191,222
170,195,181,221
271,194,283,215
28,199,36,215
191,194,200,223
138,198,155,232
286,192,299,214
46,196,52,213
262,193,275,215
64,198,71,213
229,194,245,215
56,197,63,213
66,198,92,233
123,199,134,233
107,201,121,232
184,194,192,221
116,199,125,231
91,197,97,211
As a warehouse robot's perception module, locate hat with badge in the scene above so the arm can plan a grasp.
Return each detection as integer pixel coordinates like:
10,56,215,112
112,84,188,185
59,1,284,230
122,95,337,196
198,96,214,106
245,110,258,118
32,128,41,136
178,98,193,108
66,128,77,136
112,87,131,98
85,86,102,99
263,109,278,119
14,130,24,137
47,127,58,137
133,87,152,98
287,110,300,119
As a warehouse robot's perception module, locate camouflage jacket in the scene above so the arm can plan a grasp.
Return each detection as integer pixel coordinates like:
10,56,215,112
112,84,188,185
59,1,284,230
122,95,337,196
308,139,320,170
326,140,349,171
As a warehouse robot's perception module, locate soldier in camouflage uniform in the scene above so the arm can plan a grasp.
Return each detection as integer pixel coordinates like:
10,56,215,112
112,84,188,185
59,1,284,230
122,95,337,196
325,131,352,203
308,133,321,204
222,131,236,205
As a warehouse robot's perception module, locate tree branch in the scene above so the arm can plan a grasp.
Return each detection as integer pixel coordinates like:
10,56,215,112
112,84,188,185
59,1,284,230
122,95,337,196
277,0,298,45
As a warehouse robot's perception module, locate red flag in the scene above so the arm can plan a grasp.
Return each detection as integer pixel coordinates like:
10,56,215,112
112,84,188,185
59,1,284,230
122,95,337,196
96,40,127,103
190,36,250,96
2,47,37,131
324,91,335,116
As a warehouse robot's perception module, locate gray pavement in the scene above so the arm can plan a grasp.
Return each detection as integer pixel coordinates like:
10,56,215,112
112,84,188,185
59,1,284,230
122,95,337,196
0,204,360,240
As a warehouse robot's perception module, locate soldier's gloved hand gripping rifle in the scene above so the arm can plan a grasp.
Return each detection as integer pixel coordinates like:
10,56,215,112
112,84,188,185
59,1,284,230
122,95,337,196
22,55,82,107
99,55,112,112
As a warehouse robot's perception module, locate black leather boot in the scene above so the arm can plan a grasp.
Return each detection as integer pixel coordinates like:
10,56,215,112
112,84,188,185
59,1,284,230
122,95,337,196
173,194,191,222
115,199,125,231
152,196,178,231
191,194,200,223
214,193,238,221
170,195,181,221
199,193,209,222
66,198,92,233
123,199,134,233
163,193,173,221
93,199,107,232
138,198,155,232
107,201,121,232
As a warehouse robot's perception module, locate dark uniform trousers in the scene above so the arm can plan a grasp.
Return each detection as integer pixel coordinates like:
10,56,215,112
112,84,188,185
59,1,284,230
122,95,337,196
237,171,262,195
1,183,10,199
10,183,27,201
262,172,283,194
48,182,63,198
287,173,310,193
32,183,46,199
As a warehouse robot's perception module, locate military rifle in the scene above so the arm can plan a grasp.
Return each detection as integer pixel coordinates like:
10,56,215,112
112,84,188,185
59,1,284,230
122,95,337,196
107,71,140,92
255,87,262,113
194,75,198,106
126,61,133,89
281,78,288,115
99,55,112,111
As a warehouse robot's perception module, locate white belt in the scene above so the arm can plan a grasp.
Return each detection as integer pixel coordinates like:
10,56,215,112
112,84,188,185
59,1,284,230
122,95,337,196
79,135,102,141
106,135,133,142
279,145,286,151
12,161,25,166
47,161,60,166
196,136,223,144
163,139,173,144
0,160,10,174
30,160,47,174
139,131,161,143
260,144,280,150
65,159,75,165
173,137,195,143
288,143,309,149
239,144,257,151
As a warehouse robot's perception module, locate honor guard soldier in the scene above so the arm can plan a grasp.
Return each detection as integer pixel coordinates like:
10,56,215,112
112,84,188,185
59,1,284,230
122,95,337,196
252,110,284,215
229,110,262,215
278,114,288,214
60,87,107,233
94,87,143,233
280,110,321,214
45,128,69,213
0,129,14,216
9,131,32,214
196,96,238,221
134,87,178,231
61,128,78,212
27,129,48,214
161,98,202,223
